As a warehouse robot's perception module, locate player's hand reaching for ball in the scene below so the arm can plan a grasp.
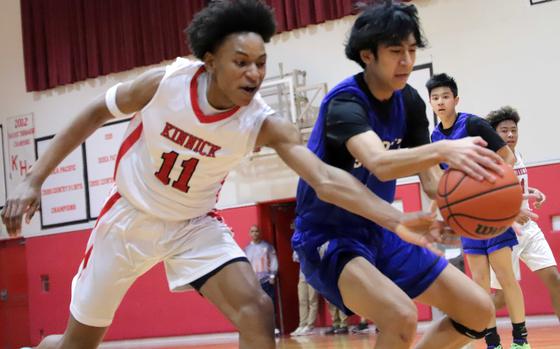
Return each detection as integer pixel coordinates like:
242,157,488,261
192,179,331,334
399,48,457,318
1,178,41,237
512,194,540,235
393,211,457,256
515,212,531,226
440,137,504,182
518,193,540,223
513,208,538,236
529,187,546,209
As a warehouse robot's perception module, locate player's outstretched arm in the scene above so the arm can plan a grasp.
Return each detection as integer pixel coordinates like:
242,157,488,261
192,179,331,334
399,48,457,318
346,131,504,183
0,68,165,236
257,115,444,253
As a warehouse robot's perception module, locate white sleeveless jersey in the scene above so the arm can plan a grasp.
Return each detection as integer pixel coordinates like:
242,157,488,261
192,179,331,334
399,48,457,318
513,150,529,210
114,58,274,220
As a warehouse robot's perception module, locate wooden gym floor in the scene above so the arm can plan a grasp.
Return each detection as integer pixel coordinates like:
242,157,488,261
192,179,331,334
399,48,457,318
100,325,559,349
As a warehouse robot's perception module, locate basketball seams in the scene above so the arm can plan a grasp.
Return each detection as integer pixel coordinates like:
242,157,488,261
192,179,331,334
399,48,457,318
438,170,467,198
449,215,471,237
447,213,518,223
439,182,520,210
442,171,453,228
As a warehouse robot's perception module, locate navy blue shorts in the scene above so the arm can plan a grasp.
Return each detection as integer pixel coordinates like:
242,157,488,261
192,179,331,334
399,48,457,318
292,227,447,315
461,228,518,255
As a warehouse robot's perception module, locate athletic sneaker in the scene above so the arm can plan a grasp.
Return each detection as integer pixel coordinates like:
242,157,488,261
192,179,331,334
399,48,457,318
510,343,531,349
298,325,314,336
290,326,304,336
324,326,338,335
352,322,369,334
487,345,503,349
334,326,349,334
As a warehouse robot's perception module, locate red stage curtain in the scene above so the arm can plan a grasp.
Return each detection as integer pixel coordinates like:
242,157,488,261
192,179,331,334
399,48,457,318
21,0,356,91
266,0,354,32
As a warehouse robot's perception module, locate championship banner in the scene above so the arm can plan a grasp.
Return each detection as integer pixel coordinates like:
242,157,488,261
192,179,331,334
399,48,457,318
85,119,130,219
36,136,88,228
5,113,35,196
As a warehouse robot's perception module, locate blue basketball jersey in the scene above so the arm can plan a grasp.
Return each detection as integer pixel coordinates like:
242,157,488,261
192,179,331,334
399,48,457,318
295,76,407,233
430,112,474,170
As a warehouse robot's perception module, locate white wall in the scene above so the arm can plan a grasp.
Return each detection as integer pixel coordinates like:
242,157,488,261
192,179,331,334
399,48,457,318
1,0,559,236
416,0,560,163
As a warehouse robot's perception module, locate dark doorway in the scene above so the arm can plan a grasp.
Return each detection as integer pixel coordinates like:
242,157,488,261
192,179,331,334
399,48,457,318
257,200,299,335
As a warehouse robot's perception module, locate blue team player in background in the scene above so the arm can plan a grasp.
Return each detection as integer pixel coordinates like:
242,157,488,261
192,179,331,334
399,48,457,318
292,3,506,349
428,73,531,349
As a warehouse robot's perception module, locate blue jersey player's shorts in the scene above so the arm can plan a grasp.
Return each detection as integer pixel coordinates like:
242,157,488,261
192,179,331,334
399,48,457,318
461,228,518,255
292,226,448,315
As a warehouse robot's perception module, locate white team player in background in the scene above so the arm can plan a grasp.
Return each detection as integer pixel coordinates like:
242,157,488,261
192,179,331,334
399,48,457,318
487,106,560,322
1,1,482,349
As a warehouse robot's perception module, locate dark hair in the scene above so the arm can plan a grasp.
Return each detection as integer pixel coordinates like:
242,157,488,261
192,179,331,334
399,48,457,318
345,2,426,68
186,0,276,60
426,73,458,97
486,106,520,129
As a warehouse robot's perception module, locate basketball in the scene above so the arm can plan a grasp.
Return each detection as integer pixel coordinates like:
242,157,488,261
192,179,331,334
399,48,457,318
436,163,523,240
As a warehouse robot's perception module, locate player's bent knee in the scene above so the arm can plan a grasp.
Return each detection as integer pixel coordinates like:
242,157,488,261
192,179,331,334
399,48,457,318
450,319,487,339
492,290,506,310
376,303,417,341
235,293,274,333
459,293,493,331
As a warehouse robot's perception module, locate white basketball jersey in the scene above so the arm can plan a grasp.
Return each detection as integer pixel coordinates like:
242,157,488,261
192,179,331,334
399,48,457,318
114,58,274,220
513,150,529,210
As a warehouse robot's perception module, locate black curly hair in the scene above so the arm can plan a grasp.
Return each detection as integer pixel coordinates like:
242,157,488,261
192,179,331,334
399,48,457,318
426,73,458,97
486,106,520,129
186,0,276,60
345,2,426,68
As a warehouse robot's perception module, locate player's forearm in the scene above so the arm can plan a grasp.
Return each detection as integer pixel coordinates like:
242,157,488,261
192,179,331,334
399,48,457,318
27,97,112,187
314,166,402,232
497,145,515,165
419,166,443,200
364,142,445,181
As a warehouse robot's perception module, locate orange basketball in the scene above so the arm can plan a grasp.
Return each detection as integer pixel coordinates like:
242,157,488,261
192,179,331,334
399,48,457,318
436,163,522,240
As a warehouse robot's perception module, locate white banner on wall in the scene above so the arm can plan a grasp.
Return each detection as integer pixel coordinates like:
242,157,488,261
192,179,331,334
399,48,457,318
5,113,35,196
85,119,130,218
0,125,7,208
36,136,89,228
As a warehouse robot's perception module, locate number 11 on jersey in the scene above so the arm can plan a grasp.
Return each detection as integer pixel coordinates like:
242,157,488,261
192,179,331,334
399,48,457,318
155,151,200,193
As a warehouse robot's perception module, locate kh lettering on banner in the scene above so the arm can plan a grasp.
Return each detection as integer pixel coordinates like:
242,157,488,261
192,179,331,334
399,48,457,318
6,113,35,195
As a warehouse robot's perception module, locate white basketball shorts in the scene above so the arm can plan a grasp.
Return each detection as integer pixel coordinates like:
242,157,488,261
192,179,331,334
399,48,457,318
490,221,557,289
69,191,246,327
